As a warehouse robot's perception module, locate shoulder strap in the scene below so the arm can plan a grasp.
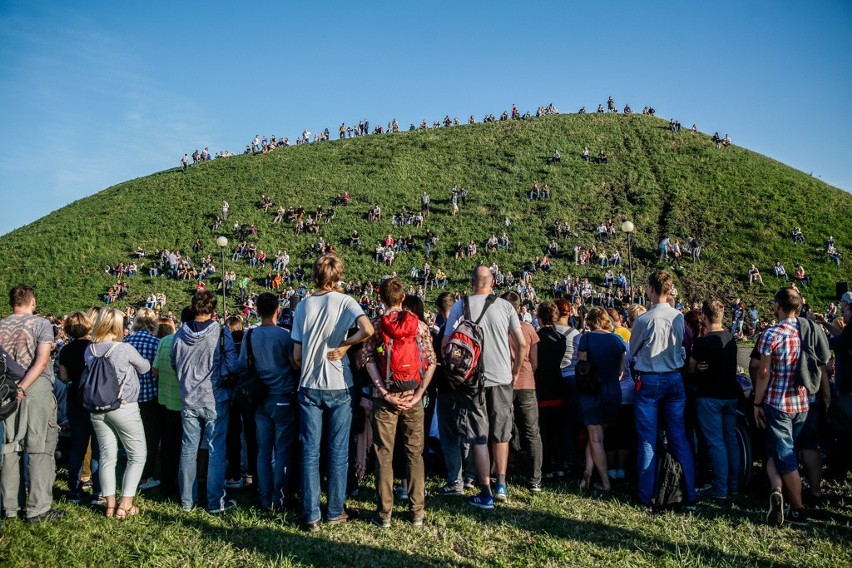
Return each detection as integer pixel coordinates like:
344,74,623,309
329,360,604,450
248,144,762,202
474,294,497,325
246,328,255,374
462,297,472,322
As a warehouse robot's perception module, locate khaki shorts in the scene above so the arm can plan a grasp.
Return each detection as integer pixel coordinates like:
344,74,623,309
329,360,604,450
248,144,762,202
456,383,514,445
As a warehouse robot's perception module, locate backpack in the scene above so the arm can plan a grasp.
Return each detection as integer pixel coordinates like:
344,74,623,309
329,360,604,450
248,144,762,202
378,310,425,391
654,438,684,510
794,317,830,395
80,343,123,413
442,295,496,389
0,349,26,422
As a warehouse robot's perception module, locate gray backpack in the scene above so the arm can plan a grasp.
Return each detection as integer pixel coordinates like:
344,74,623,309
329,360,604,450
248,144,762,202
80,343,123,413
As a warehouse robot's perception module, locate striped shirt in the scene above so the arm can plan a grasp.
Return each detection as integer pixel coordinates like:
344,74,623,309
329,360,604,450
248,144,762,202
757,318,809,414
125,329,160,403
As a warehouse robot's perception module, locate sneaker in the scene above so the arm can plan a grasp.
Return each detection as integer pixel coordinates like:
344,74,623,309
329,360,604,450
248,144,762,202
91,495,106,507
411,514,425,527
81,480,93,492
463,478,477,490
787,508,809,526
209,499,237,514
682,501,698,512
467,492,495,510
25,509,65,523
303,520,321,532
67,492,82,505
225,478,245,489
494,484,508,503
439,483,464,496
528,483,543,493
242,475,254,487
394,485,409,500
138,477,161,491
371,516,391,529
767,490,784,527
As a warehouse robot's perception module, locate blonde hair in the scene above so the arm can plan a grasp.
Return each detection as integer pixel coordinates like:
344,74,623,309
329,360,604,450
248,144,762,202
313,254,344,290
91,307,125,343
585,307,614,331
131,307,158,334
627,305,647,325
63,311,93,339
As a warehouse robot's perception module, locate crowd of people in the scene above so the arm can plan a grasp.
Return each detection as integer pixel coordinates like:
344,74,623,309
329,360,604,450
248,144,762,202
1,256,849,537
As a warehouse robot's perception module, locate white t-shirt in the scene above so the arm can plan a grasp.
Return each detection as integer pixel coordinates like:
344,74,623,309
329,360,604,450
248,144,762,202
445,295,520,387
292,291,365,390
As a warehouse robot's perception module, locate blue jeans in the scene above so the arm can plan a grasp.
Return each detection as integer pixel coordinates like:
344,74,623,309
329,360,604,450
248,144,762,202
635,372,696,505
67,403,101,496
764,404,807,475
697,397,739,497
255,394,299,509
437,390,474,486
179,401,230,511
299,387,353,523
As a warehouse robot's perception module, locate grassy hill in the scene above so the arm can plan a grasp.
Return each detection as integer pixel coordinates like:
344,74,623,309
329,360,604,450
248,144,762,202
1,113,850,317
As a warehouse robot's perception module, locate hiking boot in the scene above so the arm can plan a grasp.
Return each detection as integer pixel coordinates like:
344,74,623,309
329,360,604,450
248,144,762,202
467,492,495,510
371,516,391,529
25,509,65,523
787,508,809,526
439,483,464,496
494,484,509,503
327,509,357,525
138,477,161,491
767,490,784,527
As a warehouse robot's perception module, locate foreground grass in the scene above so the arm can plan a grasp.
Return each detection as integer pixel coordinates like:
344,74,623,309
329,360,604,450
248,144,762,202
2,475,850,567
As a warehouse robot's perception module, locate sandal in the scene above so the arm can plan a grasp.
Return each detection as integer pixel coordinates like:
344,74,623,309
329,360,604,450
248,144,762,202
115,505,140,520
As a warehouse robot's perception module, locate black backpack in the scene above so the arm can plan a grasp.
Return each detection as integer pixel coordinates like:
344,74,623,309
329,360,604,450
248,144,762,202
0,348,26,421
654,435,684,511
80,343,123,413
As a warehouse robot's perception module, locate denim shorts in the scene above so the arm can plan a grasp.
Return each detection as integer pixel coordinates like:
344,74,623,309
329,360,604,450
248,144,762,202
764,404,807,475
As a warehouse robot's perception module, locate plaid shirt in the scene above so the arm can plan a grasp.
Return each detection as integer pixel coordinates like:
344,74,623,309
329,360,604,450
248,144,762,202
757,318,809,414
125,329,160,403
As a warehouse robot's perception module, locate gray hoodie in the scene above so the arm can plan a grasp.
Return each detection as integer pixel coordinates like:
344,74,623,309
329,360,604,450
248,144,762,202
170,320,238,410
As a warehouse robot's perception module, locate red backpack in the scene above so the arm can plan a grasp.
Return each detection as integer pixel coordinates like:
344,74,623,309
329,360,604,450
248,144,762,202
378,310,425,391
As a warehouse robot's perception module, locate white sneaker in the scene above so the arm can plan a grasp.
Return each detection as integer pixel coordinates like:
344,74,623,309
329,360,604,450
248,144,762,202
138,478,161,490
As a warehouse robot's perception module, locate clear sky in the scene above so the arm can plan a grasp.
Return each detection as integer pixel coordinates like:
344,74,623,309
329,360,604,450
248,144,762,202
1,1,850,237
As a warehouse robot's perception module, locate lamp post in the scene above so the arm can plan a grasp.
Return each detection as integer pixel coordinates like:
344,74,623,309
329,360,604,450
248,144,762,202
621,221,635,303
217,235,229,317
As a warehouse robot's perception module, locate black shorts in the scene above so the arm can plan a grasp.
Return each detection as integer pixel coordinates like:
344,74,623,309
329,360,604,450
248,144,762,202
456,384,514,445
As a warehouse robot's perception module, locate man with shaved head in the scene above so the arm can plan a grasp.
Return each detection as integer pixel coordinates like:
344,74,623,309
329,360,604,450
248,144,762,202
442,266,528,509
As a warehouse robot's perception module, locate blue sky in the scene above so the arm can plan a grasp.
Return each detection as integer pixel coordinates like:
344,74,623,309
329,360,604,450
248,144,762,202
1,1,850,237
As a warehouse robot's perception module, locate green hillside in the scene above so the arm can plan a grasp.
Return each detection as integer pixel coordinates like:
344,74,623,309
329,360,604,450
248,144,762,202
1,113,849,317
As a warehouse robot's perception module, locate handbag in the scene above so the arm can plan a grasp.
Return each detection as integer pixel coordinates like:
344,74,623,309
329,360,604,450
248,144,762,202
575,333,601,396
232,329,269,411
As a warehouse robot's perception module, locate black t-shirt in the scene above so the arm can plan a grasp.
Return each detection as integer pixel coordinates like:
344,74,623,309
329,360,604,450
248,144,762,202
58,338,92,403
691,330,739,399
535,327,567,402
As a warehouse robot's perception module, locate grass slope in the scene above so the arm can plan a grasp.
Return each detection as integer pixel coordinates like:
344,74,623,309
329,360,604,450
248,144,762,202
0,113,850,316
